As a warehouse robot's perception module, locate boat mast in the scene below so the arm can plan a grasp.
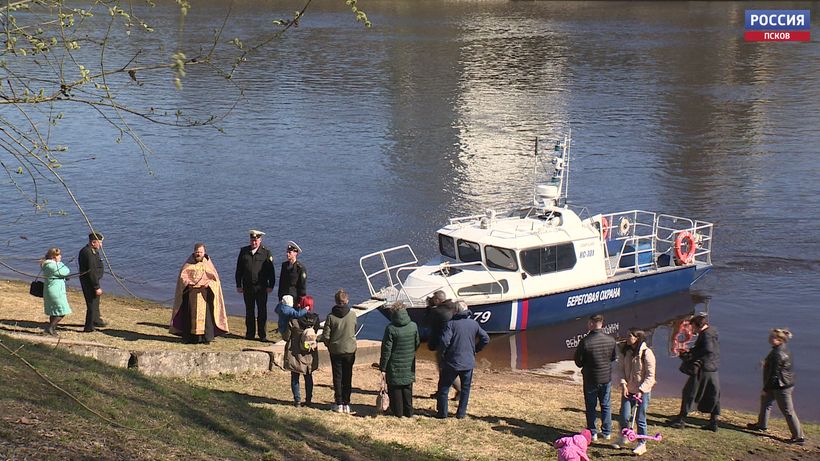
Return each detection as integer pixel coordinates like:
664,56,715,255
534,130,571,209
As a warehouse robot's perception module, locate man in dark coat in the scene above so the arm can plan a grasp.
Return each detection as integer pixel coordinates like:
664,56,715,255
379,303,420,417
425,290,460,399
574,313,617,441
235,230,276,341
435,301,489,419
278,241,306,306
78,232,105,332
670,313,721,431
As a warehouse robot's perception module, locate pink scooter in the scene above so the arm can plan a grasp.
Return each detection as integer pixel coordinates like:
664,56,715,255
621,394,663,442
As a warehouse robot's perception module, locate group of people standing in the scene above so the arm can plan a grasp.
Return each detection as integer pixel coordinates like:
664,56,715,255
572,312,805,458
37,234,805,439
39,232,107,336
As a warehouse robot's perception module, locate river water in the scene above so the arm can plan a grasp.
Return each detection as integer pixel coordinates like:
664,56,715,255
1,1,818,421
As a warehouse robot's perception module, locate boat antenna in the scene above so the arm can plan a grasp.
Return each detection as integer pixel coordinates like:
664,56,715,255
532,137,539,206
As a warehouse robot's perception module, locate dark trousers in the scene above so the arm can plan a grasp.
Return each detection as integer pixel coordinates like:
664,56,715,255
291,372,314,404
388,383,413,417
81,283,101,330
330,353,356,405
437,366,473,418
242,287,268,339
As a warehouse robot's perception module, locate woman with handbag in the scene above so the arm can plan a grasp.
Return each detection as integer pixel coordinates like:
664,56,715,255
378,302,420,417
41,247,72,336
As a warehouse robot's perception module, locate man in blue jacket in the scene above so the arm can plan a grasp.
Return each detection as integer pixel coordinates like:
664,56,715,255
436,301,490,419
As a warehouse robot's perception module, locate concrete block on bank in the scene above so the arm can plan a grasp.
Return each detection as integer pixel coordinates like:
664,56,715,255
267,339,382,371
132,350,271,377
63,345,132,368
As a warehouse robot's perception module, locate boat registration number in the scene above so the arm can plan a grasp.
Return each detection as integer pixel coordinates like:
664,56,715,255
471,311,492,323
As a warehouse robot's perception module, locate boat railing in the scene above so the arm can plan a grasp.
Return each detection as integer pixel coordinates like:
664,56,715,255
601,211,714,271
359,245,419,297
394,261,507,305
656,214,713,265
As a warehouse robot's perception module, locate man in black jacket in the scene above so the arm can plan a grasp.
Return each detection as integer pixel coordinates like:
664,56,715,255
235,230,276,341
670,313,721,431
78,232,105,332
278,241,306,306
574,313,617,441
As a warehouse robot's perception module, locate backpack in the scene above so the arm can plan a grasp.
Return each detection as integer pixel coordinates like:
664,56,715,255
300,326,318,353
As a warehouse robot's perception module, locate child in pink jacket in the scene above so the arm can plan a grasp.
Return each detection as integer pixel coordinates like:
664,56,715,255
554,429,592,461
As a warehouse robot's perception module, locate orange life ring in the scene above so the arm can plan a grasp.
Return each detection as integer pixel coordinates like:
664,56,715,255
671,320,693,355
600,217,609,240
674,231,696,264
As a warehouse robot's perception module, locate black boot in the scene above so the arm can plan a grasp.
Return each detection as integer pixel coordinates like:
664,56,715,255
702,415,718,432
669,415,686,429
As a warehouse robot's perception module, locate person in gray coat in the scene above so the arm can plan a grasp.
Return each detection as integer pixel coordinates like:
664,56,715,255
379,303,420,417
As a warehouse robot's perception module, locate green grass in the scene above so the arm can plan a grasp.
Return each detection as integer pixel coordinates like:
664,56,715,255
2,331,818,461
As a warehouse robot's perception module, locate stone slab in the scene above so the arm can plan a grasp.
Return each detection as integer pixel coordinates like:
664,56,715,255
264,339,382,371
63,345,133,368
133,350,271,377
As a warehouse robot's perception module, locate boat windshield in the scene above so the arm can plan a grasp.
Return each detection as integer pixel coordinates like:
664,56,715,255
485,245,518,271
457,239,481,262
439,234,456,259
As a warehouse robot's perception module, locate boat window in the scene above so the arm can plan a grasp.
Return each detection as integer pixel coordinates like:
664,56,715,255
520,243,577,276
439,234,456,259
457,279,510,296
485,245,518,271
457,239,481,262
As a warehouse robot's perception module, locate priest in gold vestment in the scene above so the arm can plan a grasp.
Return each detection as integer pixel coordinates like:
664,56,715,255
170,243,230,343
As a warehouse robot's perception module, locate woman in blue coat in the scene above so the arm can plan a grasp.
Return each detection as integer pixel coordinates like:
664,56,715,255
41,247,71,336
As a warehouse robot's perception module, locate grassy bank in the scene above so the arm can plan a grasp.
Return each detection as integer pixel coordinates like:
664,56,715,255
2,279,818,460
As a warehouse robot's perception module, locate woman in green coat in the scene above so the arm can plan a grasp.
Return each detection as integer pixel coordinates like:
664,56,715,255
379,303,420,417
41,247,72,336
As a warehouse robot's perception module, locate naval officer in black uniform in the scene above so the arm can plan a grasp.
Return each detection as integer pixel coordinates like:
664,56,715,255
279,241,307,306
235,230,276,341
78,231,106,332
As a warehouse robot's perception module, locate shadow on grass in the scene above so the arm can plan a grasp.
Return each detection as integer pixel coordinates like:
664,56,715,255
97,328,182,343
1,333,459,461
476,414,569,444
0,318,46,332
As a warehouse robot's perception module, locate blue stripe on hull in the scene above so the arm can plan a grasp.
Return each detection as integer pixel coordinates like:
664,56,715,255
406,266,702,335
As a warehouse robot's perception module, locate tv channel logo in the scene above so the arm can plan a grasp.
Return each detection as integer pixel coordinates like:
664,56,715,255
745,10,810,42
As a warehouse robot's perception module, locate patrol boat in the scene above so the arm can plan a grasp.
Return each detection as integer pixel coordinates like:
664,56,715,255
354,132,713,334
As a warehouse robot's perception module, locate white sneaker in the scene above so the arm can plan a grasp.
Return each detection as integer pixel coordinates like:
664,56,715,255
331,404,343,413
343,405,350,414
603,434,612,441
591,433,598,442
633,443,647,456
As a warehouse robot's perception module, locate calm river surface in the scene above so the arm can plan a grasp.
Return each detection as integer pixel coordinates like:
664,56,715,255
1,1,818,421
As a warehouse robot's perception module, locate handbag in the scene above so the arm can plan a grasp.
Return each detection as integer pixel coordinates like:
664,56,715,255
678,354,702,376
376,374,390,413
29,280,44,298
29,265,45,298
